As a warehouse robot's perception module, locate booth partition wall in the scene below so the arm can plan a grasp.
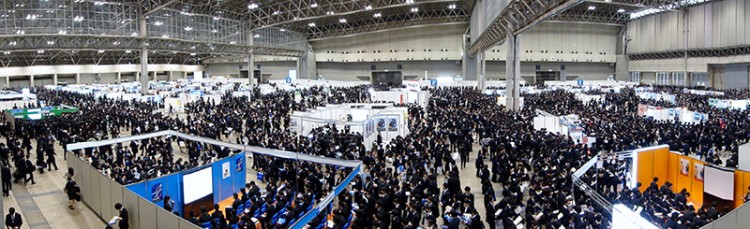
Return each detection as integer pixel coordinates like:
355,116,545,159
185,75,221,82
66,152,200,229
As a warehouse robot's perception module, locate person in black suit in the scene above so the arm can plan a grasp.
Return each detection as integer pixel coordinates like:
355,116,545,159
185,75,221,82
163,195,175,213
23,155,35,185
5,207,22,229
198,206,211,224
114,203,129,229
1,162,11,196
64,177,80,210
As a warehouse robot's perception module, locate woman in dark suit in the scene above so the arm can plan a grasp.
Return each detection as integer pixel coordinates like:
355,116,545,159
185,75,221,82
64,177,80,210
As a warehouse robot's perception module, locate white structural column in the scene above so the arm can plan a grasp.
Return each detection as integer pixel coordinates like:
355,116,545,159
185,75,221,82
478,51,486,89
116,72,122,83
683,8,689,86
75,73,80,84
247,31,255,85
140,17,149,94
29,75,34,87
505,30,521,111
53,74,58,85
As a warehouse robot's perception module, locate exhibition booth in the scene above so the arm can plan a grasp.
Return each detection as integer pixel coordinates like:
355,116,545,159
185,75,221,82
573,145,750,228
533,110,593,145
708,98,750,111
0,89,37,111
369,89,430,107
66,130,363,229
636,104,709,124
289,103,409,149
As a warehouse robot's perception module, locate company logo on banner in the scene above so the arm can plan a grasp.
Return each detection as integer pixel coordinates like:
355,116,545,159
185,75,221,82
151,183,164,202
430,79,438,87
235,157,243,172
637,104,647,116
404,80,420,92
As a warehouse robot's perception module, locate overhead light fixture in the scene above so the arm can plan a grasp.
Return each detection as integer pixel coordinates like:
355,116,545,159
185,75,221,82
310,3,318,8
211,29,218,33
279,28,286,32
94,1,104,6
326,11,334,15
230,41,237,44
365,5,372,10
617,8,626,13
184,26,193,31
339,18,347,23
8,41,16,46
448,4,457,9
130,32,138,36
587,5,596,10
58,30,67,35
308,22,316,27
154,21,163,26
190,53,197,56
272,11,280,15
405,0,414,4
125,50,132,53
47,41,55,45
73,15,84,22
98,50,105,53
253,34,260,38
15,30,24,35
161,34,169,38
37,50,45,54
247,3,259,9
3,52,9,55
212,16,221,20
373,13,382,18
410,7,419,12
112,41,120,45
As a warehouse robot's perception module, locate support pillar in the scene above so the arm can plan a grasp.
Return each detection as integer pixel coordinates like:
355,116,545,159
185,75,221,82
75,73,80,84
151,71,157,82
29,75,34,87
53,74,58,85
247,31,256,85
505,31,521,111
477,51,486,89
139,17,149,94
5,77,8,88
683,8,689,86
168,71,174,81
117,72,122,83
183,71,187,79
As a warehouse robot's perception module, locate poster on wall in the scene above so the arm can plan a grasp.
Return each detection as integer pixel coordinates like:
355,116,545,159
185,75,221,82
694,163,704,181
222,162,230,179
680,158,689,176
376,118,386,131
388,117,398,132
235,157,243,172
365,120,374,135
151,183,164,202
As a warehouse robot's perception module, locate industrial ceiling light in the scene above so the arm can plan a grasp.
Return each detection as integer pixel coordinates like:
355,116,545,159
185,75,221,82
405,0,415,4
37,50,45,54
212,16,221,20
73,15,84,22
448,4,457,9
190,53,197,56
365,5,372,10
410,7,419,12
211,29,218,33
326,11,334,15
58,30,67,35
47,41,55,45
8,41,16,46
272,11,280,15
587,6,596,10
373,13,382,18
3,52,10,55
154,21,163,26
279,28,286,32
339,18,347,23
184,26,193,31
125,50,132,53
617,8,626,13
247,3,259,9
308,22,316,27
161,34,169,38
230,41,237,44
253,34,260,38
311,3,318,8
98,50,105,53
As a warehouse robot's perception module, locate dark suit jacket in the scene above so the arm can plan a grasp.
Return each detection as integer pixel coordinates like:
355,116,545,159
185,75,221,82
5,212,22,227
119,208,129,229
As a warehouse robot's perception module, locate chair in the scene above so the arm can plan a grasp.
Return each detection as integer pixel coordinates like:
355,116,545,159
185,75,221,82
201,222,212,229
228,223,239,229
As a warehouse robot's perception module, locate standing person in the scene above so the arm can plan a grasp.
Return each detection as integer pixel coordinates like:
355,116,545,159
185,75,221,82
113,203,129,229
1,162,11,197
4,207,22,229
64,177,80,210
163,195,175,213
65,167,75,180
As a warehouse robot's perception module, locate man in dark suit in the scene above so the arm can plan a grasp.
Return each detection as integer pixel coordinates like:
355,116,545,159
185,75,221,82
5,207,22,229
24,155,35,185
114,203,129,229
1,162,11,196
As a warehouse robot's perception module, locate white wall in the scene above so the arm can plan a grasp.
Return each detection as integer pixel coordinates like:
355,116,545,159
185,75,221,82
204,61,298,80
627,0,750,53
485,62,615,81
317,61,462,81
0,64,203,77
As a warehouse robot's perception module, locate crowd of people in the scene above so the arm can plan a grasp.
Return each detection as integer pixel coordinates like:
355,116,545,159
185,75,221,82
3,82,750,229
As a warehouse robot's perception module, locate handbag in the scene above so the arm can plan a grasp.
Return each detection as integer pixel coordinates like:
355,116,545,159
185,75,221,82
257,172,265,181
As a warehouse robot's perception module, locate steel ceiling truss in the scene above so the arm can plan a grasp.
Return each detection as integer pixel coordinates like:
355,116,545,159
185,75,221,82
548,9,627,25
306,9,469,40
468,0,576,56
629,46,750,61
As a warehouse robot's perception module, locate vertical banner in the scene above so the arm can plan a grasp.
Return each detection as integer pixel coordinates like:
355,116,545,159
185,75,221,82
376,118,386,131
222,162,230,179
387,117,398,132
694,163,704,181
680,158,690,176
